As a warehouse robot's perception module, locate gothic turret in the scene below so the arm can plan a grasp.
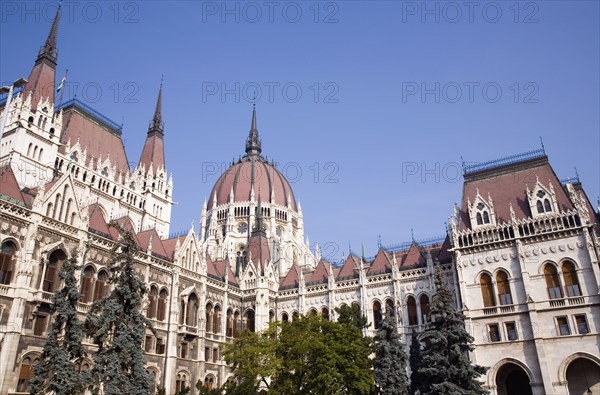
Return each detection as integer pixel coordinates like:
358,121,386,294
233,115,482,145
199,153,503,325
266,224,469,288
245,104,261,157
21,4,61,109
138,81,165,173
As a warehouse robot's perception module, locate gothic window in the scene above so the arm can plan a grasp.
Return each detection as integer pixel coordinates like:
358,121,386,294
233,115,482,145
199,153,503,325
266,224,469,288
536,200,544,214
17,355,39,392
70,151,78,162
205,302,213,332
147,286,158,319
269,310,275,322
321,307,329,321
476,213,483,225
213,305,221,334
186,293,198,327
385,299,394,315
226,309,233,337
496,270,512,305
561,261,581,297
0,240,17,285
80,266,94,303
93,270,108,301
282,312,289,323
544,199,552,212
175,373,188,394
544,264,563,299
419,294,430,322
244,309,255,332
373,301,382,330
407,296,418,326
237,223,248,234
43,250,66,293
157,289,168,321
205,374,216,390
233,311,240,337
483,211,490,224
480,273,496,307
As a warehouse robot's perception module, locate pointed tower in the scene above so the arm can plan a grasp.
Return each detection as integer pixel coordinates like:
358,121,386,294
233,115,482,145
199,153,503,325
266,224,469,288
245,103,261,157
138,81,165,173
21,4,61,109
138,80,172,238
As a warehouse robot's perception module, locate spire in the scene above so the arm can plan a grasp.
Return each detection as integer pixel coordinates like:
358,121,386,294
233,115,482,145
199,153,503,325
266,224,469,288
245,104,262,156
138,80,166,174
149,77,164,135
22,4,61,109
38,4,61,65
252,197,266,237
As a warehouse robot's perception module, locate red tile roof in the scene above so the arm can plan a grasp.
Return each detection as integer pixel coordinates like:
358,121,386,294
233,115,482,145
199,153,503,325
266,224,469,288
162,236,182,261
0,166,26,204
368,249,392,275
280,264,301,288
137,228,168,259
22,60,55,111
337,255,360,280
307,259,330,284
461,159,574,230
60,106,130,177
139,132,165,174
88,204,112,239
395,242,426,268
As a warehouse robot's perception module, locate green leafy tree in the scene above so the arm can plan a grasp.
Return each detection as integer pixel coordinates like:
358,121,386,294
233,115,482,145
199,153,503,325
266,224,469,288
335,303,369,330
374,309,408,395
409,330,425,395
221,327,280,392
222,314,374,395
30,248,88,395
418,266,488,395
83,224,155,395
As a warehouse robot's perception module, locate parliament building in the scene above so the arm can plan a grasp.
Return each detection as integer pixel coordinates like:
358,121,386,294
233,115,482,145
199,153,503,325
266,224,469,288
0,8,599,395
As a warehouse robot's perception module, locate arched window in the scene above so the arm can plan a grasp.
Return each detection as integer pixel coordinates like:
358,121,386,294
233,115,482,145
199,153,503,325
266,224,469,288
385,299,394,315
93,270,108,301
269,310,275,322
476,212,483,225
233,311,240,337
0,240,17,285
544,199,552,212
157,289,168,321
46,203,53,217
407,296,418,326
544,264,562,299
17,355,39,392
321,307,329,321
147,369,158,395
292,311,299,322
27,143,32,157
147,286,158,319
282,312,289,323
213,305,222,334
419,294,430,322
244,310,255,332
496,271,512,305
205,302,213,332
186,294,198,327
226,309,233,337
80,266,94,303
561,261,581,297
480,273,496,307
373,301,382,330
536,200,544,214
43,250,66,293
483,211,490,224
175,372,188,394
205,374,216,390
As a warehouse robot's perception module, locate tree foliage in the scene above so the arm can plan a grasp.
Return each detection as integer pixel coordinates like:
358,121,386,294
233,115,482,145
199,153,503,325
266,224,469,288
409,330,425,395
30,248,88,395
222,314,374,395
418,266,488,395
83,224,155,395
374,309,408,395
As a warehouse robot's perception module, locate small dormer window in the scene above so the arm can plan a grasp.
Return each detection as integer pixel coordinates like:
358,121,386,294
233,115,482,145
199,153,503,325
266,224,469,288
475,202,491,225
527,179,557,217
468,191,496,228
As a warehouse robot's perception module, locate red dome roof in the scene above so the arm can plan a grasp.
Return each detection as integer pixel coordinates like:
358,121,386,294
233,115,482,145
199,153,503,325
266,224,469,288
208,157,297,211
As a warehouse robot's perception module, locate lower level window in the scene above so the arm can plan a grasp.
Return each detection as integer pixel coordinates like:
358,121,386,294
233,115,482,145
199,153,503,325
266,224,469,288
557,316,570,336
575,315,589,334
488,324,500,342
505,322,518,341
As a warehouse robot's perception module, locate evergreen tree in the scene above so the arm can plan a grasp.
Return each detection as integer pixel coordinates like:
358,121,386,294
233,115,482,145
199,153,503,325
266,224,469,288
418,266,488,395
30,248,87,395
335,303,369,331
84,224,155,395
374,308,408,395
409,330,425,395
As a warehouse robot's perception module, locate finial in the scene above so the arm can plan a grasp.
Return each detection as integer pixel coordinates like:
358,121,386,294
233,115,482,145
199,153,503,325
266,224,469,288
539,136,545,154
377,235,382,250
411,228,415,242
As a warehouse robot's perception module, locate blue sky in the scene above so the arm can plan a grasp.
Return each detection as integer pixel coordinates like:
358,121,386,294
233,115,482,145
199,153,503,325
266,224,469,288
1,1,599,262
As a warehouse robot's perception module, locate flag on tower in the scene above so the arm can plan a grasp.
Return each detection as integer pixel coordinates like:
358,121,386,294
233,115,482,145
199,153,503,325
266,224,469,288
56,70,67,92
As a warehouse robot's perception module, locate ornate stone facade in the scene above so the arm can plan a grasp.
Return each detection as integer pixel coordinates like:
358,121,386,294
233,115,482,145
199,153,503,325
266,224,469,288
0,9,598,395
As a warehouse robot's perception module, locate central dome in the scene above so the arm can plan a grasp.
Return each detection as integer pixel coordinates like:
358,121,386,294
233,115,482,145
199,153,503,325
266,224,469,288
207,106,297,211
